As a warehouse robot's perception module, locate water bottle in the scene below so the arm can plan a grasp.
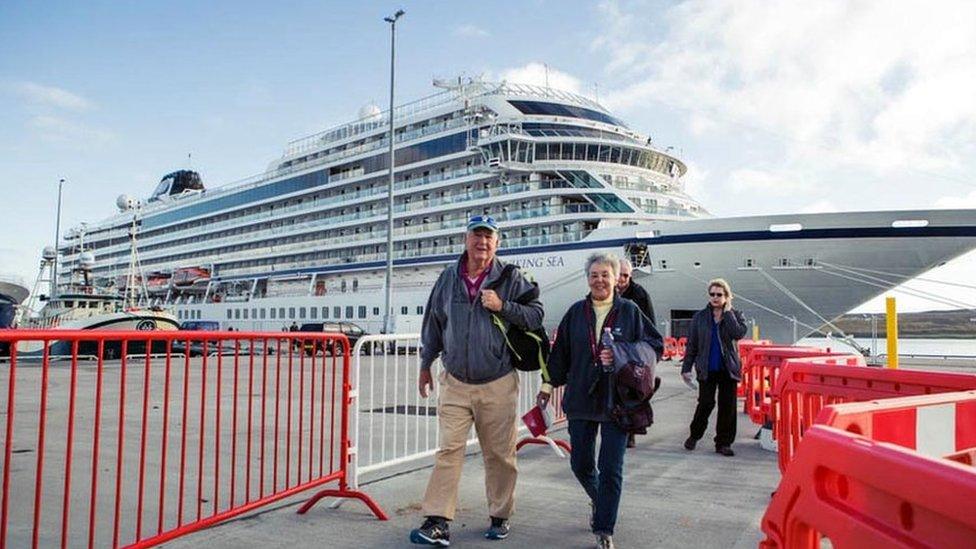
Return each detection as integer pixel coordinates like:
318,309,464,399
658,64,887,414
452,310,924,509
600,327,615,372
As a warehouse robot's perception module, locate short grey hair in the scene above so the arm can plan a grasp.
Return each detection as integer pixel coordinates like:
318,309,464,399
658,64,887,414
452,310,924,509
618,257,633,272
585,252,619,280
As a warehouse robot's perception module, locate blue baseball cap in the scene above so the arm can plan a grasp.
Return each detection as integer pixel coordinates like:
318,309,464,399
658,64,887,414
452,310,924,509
467,215,498,232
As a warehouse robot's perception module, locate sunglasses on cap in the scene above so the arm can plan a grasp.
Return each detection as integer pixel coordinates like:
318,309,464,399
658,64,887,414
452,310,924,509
467,215,498,232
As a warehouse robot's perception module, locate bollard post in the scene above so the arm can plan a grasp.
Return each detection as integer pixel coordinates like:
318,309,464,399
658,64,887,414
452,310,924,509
886,296,898,369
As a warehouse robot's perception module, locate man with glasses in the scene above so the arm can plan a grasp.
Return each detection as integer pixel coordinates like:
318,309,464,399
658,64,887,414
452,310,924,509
680,279,747,457
616,258,656,449
410,215,544,546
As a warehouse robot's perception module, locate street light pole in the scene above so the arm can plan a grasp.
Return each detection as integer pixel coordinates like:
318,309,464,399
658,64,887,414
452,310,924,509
52,178,65,299
383,9,404,336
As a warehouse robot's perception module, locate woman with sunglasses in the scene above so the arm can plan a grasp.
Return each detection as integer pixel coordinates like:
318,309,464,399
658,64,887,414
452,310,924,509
680,279,747,456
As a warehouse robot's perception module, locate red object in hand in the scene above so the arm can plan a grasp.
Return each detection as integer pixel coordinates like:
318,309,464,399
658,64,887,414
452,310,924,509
522,405,552,437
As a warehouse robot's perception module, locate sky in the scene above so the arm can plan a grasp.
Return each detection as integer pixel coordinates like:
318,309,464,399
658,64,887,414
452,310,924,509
1,0,975,314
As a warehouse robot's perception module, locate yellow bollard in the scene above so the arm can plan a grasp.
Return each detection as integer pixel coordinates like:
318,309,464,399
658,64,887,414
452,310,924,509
752,323,760,341
886,296,898,369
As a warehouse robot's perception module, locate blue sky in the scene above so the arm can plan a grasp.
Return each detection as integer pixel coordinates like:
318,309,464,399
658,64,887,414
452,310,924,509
2,0,976,313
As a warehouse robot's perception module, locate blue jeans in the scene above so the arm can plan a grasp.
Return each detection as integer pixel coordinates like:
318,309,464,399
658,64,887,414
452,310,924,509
568,419,628,535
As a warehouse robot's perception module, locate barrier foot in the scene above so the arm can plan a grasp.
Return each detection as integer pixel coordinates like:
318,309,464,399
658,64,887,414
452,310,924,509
297,488,389,520
516,436,571,457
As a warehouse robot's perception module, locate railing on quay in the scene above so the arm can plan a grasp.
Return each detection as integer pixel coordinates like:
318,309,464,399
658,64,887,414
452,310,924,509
339,334,564,498
761,390,976,548
770,355,976,473
0,329,385,549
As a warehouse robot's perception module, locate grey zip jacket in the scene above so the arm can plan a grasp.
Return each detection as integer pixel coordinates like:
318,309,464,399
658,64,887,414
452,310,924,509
420,254,544,384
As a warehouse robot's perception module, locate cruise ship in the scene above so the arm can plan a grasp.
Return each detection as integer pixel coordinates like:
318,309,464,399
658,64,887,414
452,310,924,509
53,79,976,344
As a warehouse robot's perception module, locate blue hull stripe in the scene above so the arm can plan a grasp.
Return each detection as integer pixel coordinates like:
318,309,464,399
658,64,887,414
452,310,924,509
213,225,976,282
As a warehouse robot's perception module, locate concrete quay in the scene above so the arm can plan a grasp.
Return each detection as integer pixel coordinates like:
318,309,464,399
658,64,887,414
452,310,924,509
163,363,780,548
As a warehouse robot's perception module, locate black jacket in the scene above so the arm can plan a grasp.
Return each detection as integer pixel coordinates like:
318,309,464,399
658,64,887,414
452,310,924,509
680,305,748,382
619,281,655,326
548,295,664,422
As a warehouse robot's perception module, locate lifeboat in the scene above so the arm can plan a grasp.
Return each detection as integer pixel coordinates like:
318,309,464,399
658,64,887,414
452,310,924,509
172,266,211,287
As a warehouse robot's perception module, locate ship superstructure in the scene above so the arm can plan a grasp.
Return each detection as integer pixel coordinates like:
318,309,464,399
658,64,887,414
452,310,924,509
52,79,976,343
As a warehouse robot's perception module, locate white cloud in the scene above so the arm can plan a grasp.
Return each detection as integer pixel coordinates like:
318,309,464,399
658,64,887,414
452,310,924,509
497,62,584,94
14,82,93,111
27,115,114,146
933,189,976,209
594,0,976,173
799,199,841,214
726,168,810,195
453,24,490,38
678,160,708,199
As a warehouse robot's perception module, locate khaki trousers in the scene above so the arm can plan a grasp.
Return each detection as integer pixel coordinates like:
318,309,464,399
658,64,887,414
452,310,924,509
421,369,519,520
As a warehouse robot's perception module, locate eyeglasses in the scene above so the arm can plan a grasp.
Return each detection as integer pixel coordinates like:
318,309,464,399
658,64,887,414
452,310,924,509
709,292,725,297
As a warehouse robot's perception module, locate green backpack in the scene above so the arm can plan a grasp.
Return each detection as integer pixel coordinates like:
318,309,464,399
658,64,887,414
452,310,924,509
486,265,552,380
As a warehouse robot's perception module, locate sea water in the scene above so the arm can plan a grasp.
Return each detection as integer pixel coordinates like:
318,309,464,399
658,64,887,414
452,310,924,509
798,337,976,357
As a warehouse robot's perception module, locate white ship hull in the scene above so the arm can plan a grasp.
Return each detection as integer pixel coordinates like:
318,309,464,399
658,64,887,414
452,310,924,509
177,208,976,345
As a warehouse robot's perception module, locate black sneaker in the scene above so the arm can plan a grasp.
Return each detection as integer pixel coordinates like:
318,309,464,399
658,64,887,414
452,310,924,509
410,516,450,546
684,437,697,450
485,516,510,540
715,445,735,457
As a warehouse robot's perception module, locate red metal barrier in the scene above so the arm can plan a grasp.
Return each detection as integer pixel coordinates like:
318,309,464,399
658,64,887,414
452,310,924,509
761,391,976,548
0,330,386,549
736,340,771,399
743,346,845,427
772,357,976,473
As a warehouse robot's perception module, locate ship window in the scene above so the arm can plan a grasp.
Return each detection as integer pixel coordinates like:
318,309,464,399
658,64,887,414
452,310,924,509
235,309,241,319
744,258,755,268
279,307,286,318
416,306,423,314
321,307,329,319
373,307,380,315
310,307,317,319
333,306,341,318
288,307,295,319
260,308,266,319
401,306,408,314
345,306,353,319
243,309,249,319
64,300,74,308
358,306,366,319
270,308,277,319
299,307,306,318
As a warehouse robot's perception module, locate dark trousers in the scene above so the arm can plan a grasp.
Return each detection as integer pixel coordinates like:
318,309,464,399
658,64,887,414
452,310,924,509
568,419,628,535
688,369,738,447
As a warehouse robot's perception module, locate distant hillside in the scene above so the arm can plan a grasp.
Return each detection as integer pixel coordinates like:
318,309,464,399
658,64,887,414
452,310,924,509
832,309,976,338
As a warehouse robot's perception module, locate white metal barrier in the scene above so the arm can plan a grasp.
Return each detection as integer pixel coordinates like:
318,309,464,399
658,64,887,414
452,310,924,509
344,334,545,493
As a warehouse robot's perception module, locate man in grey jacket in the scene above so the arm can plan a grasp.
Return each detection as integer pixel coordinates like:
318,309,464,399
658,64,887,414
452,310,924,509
410,215,544,547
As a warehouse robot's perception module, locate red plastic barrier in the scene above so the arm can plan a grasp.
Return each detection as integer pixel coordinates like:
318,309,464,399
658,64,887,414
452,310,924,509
772,357,976,473
743,346,845,427
662,337,679,361
761,391,976,548
0,330,386,549
675,337,687,362
736,339,771,399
